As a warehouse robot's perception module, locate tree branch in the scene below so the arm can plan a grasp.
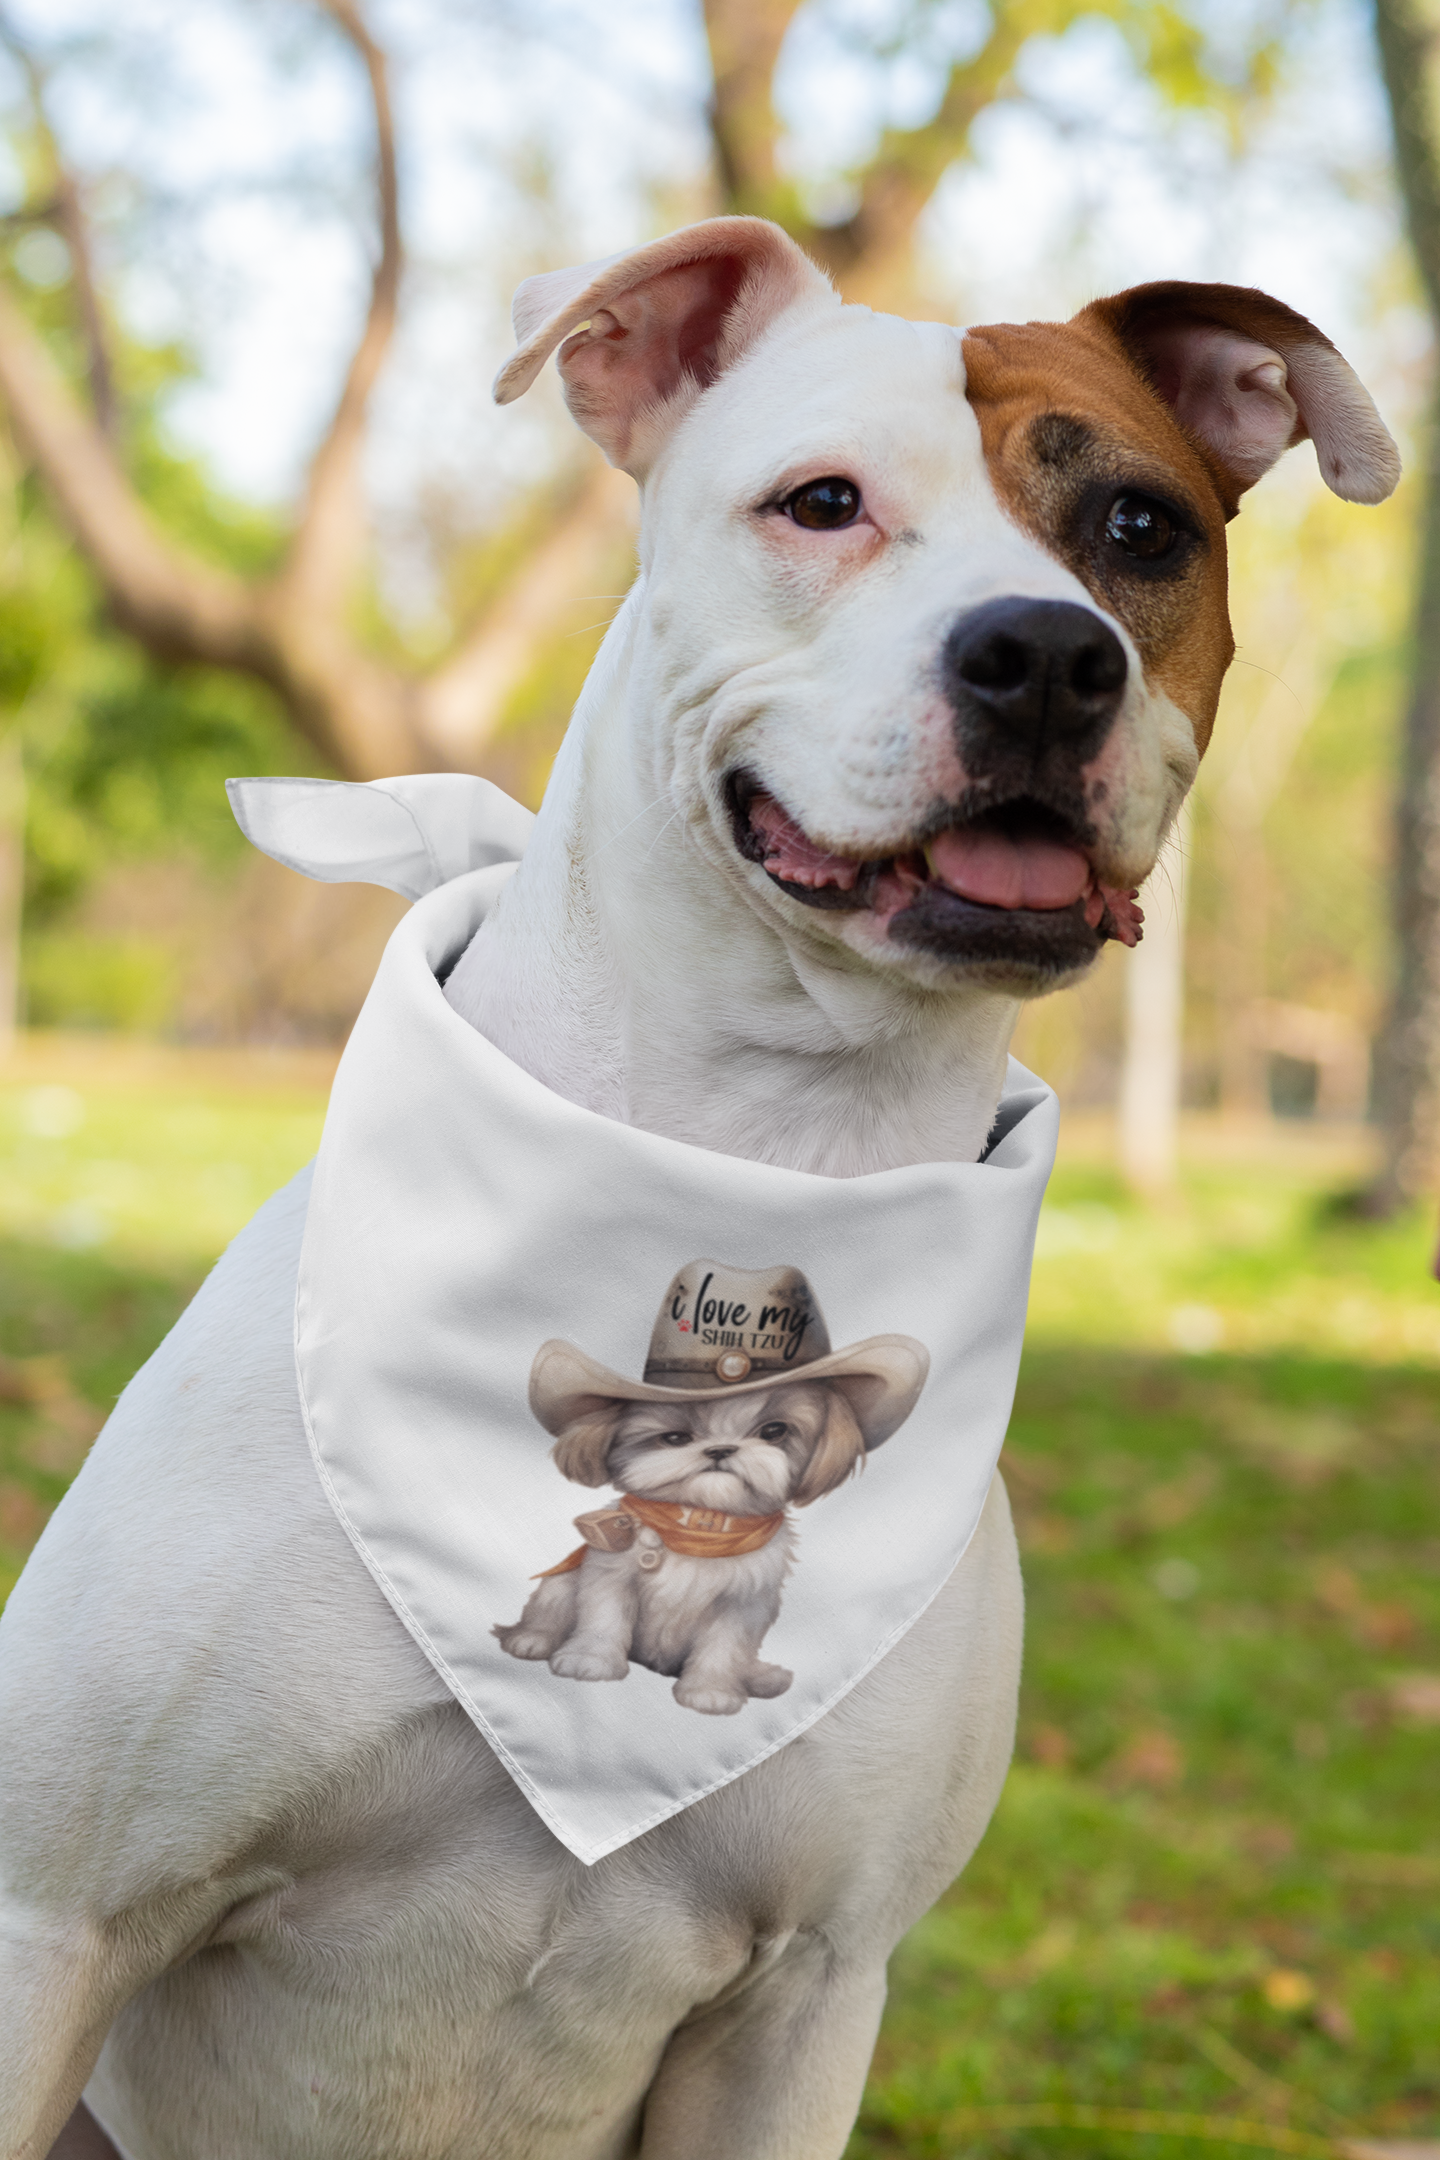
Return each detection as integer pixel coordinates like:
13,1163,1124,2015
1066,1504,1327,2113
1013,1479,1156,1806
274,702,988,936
0,278,253,662
803,12,1031,288
1369,0,1440,1204
0,10,118,438
277,0,403,621
0,271,437,775
0,1,444,780
1374,0,1440,323
419,463,635,763
702,0,808,221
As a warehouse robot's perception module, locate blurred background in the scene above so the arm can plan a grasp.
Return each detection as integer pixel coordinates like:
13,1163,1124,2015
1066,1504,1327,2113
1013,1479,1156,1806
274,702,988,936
0,1,1436,2155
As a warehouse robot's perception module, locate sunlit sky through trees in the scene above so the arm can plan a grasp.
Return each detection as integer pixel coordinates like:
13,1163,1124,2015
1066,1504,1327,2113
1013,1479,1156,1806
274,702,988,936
0,1,1425,605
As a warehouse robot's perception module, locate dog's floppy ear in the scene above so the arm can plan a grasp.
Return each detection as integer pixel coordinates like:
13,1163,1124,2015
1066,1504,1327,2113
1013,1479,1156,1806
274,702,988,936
791,1386,867,1508
493,216,835,476
549,1402,625,1489
1078,282,1399,508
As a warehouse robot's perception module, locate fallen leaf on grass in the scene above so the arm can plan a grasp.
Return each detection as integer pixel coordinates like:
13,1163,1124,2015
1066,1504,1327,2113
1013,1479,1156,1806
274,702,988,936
1315,2000,1356,2046
1243,1822,1297,1865
0,1354,103,1476
1018,1511,1074,1555
1359,1603,1417,1652
1387,1673,1440,1723
1028,1724,1072,1769
20,1429,90,1476
1108,1461,1219,1542
1192,2021,1339,2127
1314,1567,1417,1652
998,1445,1054,1499
1013,1920,1077,1978
1144,1980,1190,2016
1232,1407,1361,1487
0,1482,50,1549
1263,1968,1316,2012
1342,2144,1440,2160
1112,1728,1184,1790
1334,1852,1440,1888
1315,1563,1364,1616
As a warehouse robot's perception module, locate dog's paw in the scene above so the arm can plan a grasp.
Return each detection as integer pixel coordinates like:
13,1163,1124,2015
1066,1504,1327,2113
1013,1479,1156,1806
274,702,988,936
550,1647,628,1683
493,1624,557,1661
673,1678,747,1716
745,1662,794,1699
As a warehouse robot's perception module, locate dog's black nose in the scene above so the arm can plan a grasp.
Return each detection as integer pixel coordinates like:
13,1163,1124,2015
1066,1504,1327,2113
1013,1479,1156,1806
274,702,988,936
943,597,1127,754
704,1446,738,1464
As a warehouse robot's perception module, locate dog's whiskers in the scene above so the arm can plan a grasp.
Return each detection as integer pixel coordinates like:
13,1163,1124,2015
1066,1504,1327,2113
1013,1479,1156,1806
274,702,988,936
588,795,675,861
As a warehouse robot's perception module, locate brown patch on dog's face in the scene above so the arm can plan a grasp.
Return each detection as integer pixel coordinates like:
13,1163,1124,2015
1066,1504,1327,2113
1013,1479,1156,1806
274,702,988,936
962,313,1236,753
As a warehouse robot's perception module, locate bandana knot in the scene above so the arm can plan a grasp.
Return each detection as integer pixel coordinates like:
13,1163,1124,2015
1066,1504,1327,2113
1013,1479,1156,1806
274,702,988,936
536,1493,787,1578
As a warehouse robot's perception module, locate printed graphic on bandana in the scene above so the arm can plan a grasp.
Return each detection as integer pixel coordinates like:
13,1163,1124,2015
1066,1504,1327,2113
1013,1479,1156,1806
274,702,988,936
494,1260,929,1716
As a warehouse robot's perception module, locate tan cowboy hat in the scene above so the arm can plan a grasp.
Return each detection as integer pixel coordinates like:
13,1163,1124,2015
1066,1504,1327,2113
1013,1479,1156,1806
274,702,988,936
529,1259,928,1450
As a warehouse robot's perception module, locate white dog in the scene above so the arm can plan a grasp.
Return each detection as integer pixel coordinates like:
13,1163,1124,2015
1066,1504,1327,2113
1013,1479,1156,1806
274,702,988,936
0,216,1396,2160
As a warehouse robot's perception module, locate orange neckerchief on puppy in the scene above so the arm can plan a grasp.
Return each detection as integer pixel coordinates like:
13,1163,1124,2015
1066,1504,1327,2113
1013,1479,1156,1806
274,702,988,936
537,1495,787,1577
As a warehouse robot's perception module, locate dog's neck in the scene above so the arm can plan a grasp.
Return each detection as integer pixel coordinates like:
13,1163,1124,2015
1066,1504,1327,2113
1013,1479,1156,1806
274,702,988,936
444,592,1020,1177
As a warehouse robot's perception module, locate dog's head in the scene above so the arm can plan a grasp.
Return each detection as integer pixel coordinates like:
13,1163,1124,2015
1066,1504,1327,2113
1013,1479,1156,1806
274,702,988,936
550,1380,865,1514
496,218,1396,998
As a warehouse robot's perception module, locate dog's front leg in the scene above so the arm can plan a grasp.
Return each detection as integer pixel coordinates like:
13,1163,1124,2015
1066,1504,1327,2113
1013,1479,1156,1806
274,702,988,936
0,1890,221,2160
0,1916,119,2160
548,1553,637,1682
638,1933,886,2159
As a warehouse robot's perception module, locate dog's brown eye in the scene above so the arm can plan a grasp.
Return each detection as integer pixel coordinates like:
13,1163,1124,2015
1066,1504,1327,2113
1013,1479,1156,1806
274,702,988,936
785,477,862,530
758,1421,790,1442
1105,493,1175,560
658,1431,691,1447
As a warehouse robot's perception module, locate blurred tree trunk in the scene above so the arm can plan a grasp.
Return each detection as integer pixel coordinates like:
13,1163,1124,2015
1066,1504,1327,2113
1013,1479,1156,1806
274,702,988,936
703,0,1047,306
0,725,21,1051
1208,619,1327,1120
1371,0,1440,1211
1118,803,1191,1193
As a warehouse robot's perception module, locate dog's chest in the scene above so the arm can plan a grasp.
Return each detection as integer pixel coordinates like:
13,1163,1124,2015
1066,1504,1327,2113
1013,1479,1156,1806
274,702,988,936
95,1695,820,2160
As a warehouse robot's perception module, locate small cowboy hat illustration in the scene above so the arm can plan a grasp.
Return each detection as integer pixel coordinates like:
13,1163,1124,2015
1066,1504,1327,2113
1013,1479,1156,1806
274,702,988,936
529,1259,928,1448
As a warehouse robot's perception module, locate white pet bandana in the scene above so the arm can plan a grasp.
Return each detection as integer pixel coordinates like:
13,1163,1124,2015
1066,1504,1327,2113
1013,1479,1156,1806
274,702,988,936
231,774,1059,1864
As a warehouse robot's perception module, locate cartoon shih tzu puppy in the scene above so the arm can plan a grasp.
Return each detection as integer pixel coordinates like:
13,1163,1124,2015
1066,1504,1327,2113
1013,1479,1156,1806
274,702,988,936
495,1261,928,1716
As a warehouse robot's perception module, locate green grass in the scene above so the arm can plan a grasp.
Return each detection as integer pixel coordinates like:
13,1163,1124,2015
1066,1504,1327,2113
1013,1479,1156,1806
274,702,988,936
0,1039,329,1598
850,1149,1440,2160
0,1045,1436,2154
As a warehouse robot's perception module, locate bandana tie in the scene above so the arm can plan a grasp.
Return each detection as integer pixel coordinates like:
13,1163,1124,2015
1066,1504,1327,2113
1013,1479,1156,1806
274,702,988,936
229,773,1059,1865
538,1494,789,1577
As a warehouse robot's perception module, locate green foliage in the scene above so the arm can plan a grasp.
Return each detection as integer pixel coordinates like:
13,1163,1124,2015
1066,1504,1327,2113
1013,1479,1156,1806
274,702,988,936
0,1052,331,1594
0,120,310,992
22,655,310,925
21,933,178,1032
781,0,1302,239
0,581,53,713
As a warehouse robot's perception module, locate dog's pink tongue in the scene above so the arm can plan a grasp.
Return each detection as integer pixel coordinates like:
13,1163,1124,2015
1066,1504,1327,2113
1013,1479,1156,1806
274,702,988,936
927,827,1091,911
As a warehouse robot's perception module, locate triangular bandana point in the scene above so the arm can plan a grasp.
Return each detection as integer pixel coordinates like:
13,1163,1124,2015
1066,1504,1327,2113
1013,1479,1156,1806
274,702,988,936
236,776,1059,1863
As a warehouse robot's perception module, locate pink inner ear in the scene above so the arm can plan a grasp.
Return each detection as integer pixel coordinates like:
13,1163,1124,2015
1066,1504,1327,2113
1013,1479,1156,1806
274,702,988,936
1142,321,1302,486
558,254,751,469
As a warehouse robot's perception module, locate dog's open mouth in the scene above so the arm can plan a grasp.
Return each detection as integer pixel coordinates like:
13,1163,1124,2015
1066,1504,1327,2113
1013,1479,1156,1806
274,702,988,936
729,777,1143,975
